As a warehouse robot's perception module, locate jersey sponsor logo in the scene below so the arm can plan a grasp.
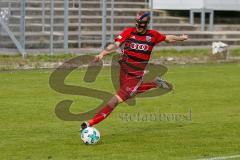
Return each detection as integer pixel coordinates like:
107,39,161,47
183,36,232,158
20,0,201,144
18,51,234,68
130,42,149,51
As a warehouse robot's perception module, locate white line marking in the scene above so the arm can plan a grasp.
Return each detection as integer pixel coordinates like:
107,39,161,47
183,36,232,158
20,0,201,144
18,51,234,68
196,155,240,160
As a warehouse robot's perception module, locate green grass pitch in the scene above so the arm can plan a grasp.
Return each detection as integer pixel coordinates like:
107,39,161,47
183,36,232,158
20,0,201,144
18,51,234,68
0,63,240,160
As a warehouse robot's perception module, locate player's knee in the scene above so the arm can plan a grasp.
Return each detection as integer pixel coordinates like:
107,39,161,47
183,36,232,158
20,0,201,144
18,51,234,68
115,94,124,103
107,95,122,108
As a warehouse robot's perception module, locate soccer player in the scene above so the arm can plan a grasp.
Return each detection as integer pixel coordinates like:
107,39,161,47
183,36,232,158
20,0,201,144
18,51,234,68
81,11,188,130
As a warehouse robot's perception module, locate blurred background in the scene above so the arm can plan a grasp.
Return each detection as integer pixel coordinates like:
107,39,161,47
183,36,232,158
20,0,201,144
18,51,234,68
0,0,239,56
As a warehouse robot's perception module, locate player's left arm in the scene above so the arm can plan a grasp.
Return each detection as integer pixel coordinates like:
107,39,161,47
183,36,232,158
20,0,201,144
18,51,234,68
165,34,188,43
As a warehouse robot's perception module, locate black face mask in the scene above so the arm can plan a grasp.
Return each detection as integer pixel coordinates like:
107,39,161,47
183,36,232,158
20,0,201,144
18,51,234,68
136,20,148,30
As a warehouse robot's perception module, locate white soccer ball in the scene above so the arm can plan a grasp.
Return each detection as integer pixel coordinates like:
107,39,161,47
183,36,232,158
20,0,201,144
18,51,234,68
80,127,100,144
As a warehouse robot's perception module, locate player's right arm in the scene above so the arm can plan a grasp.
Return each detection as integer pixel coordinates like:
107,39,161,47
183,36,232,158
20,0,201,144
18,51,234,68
94,42,120,62
94,28,133,62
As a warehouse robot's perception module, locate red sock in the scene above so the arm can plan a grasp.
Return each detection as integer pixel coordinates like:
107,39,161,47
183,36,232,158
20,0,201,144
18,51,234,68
136,82,157,94
89,105,114,126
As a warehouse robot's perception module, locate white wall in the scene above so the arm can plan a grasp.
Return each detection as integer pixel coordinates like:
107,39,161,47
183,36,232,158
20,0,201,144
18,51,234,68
153,0,240,11
204,0,240,11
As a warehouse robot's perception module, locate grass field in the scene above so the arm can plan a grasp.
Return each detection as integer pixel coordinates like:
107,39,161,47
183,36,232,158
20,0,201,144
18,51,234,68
0,62,240,160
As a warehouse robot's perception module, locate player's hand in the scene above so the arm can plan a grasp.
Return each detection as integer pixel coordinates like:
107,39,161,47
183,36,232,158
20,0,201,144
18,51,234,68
180,34,188,41
94,54,104,62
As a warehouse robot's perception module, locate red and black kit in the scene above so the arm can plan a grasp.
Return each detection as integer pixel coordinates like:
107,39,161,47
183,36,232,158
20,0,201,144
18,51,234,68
115,27,166,101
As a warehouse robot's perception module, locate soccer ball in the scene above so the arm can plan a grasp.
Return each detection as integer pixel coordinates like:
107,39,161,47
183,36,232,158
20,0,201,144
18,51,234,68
80,127,100,144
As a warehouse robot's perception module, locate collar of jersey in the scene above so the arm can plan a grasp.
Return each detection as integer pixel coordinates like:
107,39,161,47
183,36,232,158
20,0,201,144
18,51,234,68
135,29,148,36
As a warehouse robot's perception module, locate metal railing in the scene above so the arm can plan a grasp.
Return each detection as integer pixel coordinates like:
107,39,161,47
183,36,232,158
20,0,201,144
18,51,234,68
0,0,151,56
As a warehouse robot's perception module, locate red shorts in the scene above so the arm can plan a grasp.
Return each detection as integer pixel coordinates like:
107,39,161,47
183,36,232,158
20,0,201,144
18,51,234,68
117,69,143,101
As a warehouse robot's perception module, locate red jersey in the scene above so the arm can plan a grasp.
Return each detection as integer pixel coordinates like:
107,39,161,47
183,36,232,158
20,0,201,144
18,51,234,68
115,27,166,76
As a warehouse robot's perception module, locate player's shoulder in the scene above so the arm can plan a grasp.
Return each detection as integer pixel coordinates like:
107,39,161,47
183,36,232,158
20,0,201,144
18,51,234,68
147,29,165,36
121,27,136,33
